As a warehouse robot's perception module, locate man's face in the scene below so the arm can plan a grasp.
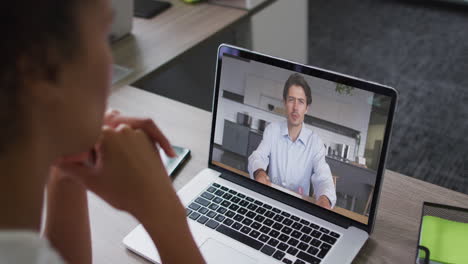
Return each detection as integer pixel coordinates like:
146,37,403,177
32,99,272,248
284,85,309,127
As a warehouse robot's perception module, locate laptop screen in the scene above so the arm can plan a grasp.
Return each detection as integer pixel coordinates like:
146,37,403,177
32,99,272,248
210,45,396,227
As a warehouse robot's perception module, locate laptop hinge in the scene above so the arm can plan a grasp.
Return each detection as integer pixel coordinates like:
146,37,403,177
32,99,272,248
219,170,352,229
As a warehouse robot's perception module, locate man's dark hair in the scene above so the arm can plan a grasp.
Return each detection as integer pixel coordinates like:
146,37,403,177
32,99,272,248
283,73,312,105
0,1,86,154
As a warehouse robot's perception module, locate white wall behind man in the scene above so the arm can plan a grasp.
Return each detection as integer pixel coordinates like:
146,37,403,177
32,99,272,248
251,0,308,64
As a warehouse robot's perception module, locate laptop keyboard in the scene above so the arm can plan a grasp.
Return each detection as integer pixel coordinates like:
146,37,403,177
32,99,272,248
185,183,341,264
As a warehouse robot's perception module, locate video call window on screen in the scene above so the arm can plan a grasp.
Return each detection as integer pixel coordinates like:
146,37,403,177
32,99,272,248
211,55,393,224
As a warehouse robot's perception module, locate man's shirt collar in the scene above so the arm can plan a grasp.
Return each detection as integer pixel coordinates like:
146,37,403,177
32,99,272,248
281,121,311,146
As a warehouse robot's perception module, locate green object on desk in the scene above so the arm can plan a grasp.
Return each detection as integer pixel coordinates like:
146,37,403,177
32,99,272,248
183,0,201,3
419,215,468,264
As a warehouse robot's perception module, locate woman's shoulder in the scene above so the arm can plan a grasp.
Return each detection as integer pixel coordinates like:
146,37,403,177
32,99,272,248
0,230,65,264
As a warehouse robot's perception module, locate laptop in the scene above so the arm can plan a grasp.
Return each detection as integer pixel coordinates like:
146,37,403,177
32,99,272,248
123,44,398,264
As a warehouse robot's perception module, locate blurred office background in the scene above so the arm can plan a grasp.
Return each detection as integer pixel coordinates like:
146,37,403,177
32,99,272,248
134,0,468,195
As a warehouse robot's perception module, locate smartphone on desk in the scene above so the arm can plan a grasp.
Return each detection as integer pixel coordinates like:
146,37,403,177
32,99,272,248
159,145,190,176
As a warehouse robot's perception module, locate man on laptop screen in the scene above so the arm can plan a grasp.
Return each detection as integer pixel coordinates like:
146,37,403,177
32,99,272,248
248,73,336,210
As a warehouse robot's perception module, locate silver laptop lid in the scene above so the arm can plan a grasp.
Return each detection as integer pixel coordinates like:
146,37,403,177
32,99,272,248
208,44,398,234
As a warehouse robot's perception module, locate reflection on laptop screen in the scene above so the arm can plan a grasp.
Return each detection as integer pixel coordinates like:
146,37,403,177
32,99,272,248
211,53,393,225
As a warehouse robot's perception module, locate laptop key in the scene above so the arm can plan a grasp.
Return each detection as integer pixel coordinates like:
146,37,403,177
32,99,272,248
277,242,288,251
238,208,248,215
225,210,236,218
223,218,234,226
272,223,284,230
246,211,256,219
281,211,291,217
201,192,214,200
274,215,284,222
221,200,231,207
330,232,340,238
207,211,217,218
283,258,292,264
292,222,303,230
272,208,281,213
282,226,292,235
294,260,306,264
229,189,237,195
198,207,209,215
234,214,244,222
216,225,264,250
262,204,272,209
189,212,200,220
260,245,275,256
311,230,322,238
307,246,319,256
291,215,300,221
267,238,279,247
283,218,293,226
273,250,286,260
259,234,269,242
278,234,289,242
287,238,299,247
311,238,321,247
300,234,312,243
264,219,274,226
205,219,219,229
301,226,312,234
240,226,252,234
320,234,337,245
245,197,254,202
214,190,224,196
254,215,265,223
242,218,253,226
297,251,321,264
298,242,308,251
317,247,329,259
254,200,263,206
319,227,329,234
247,204,258,211
291,230,302,239
213,197,223,204
269,230,280,238
220,186,229,191
249,230,260,238
197,216,209,224
264,211,275,218
208,203,219,210
237,193,246,198
300,219,310,226
232,222,242,230
206,187,216,193
251,222,261,230
188,203,201,210
239,200,249,207
215,215,225,222
310,223,320,229
230,197,241,204
260,226,271,234
256,207,267,215
212,183,220,188
216,207,227,214
287,247,298,256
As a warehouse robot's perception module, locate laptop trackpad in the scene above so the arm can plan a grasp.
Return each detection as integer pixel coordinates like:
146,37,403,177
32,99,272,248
200,238,258,264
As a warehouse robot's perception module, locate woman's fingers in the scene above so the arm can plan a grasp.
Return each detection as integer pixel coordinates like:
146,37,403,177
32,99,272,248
104,113,176,157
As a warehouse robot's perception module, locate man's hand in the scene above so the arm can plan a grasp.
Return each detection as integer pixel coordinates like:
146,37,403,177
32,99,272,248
317,195,331,209
254,170,271,186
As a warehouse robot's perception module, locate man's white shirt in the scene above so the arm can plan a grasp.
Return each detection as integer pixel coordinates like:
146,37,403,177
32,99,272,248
248,121,337,208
